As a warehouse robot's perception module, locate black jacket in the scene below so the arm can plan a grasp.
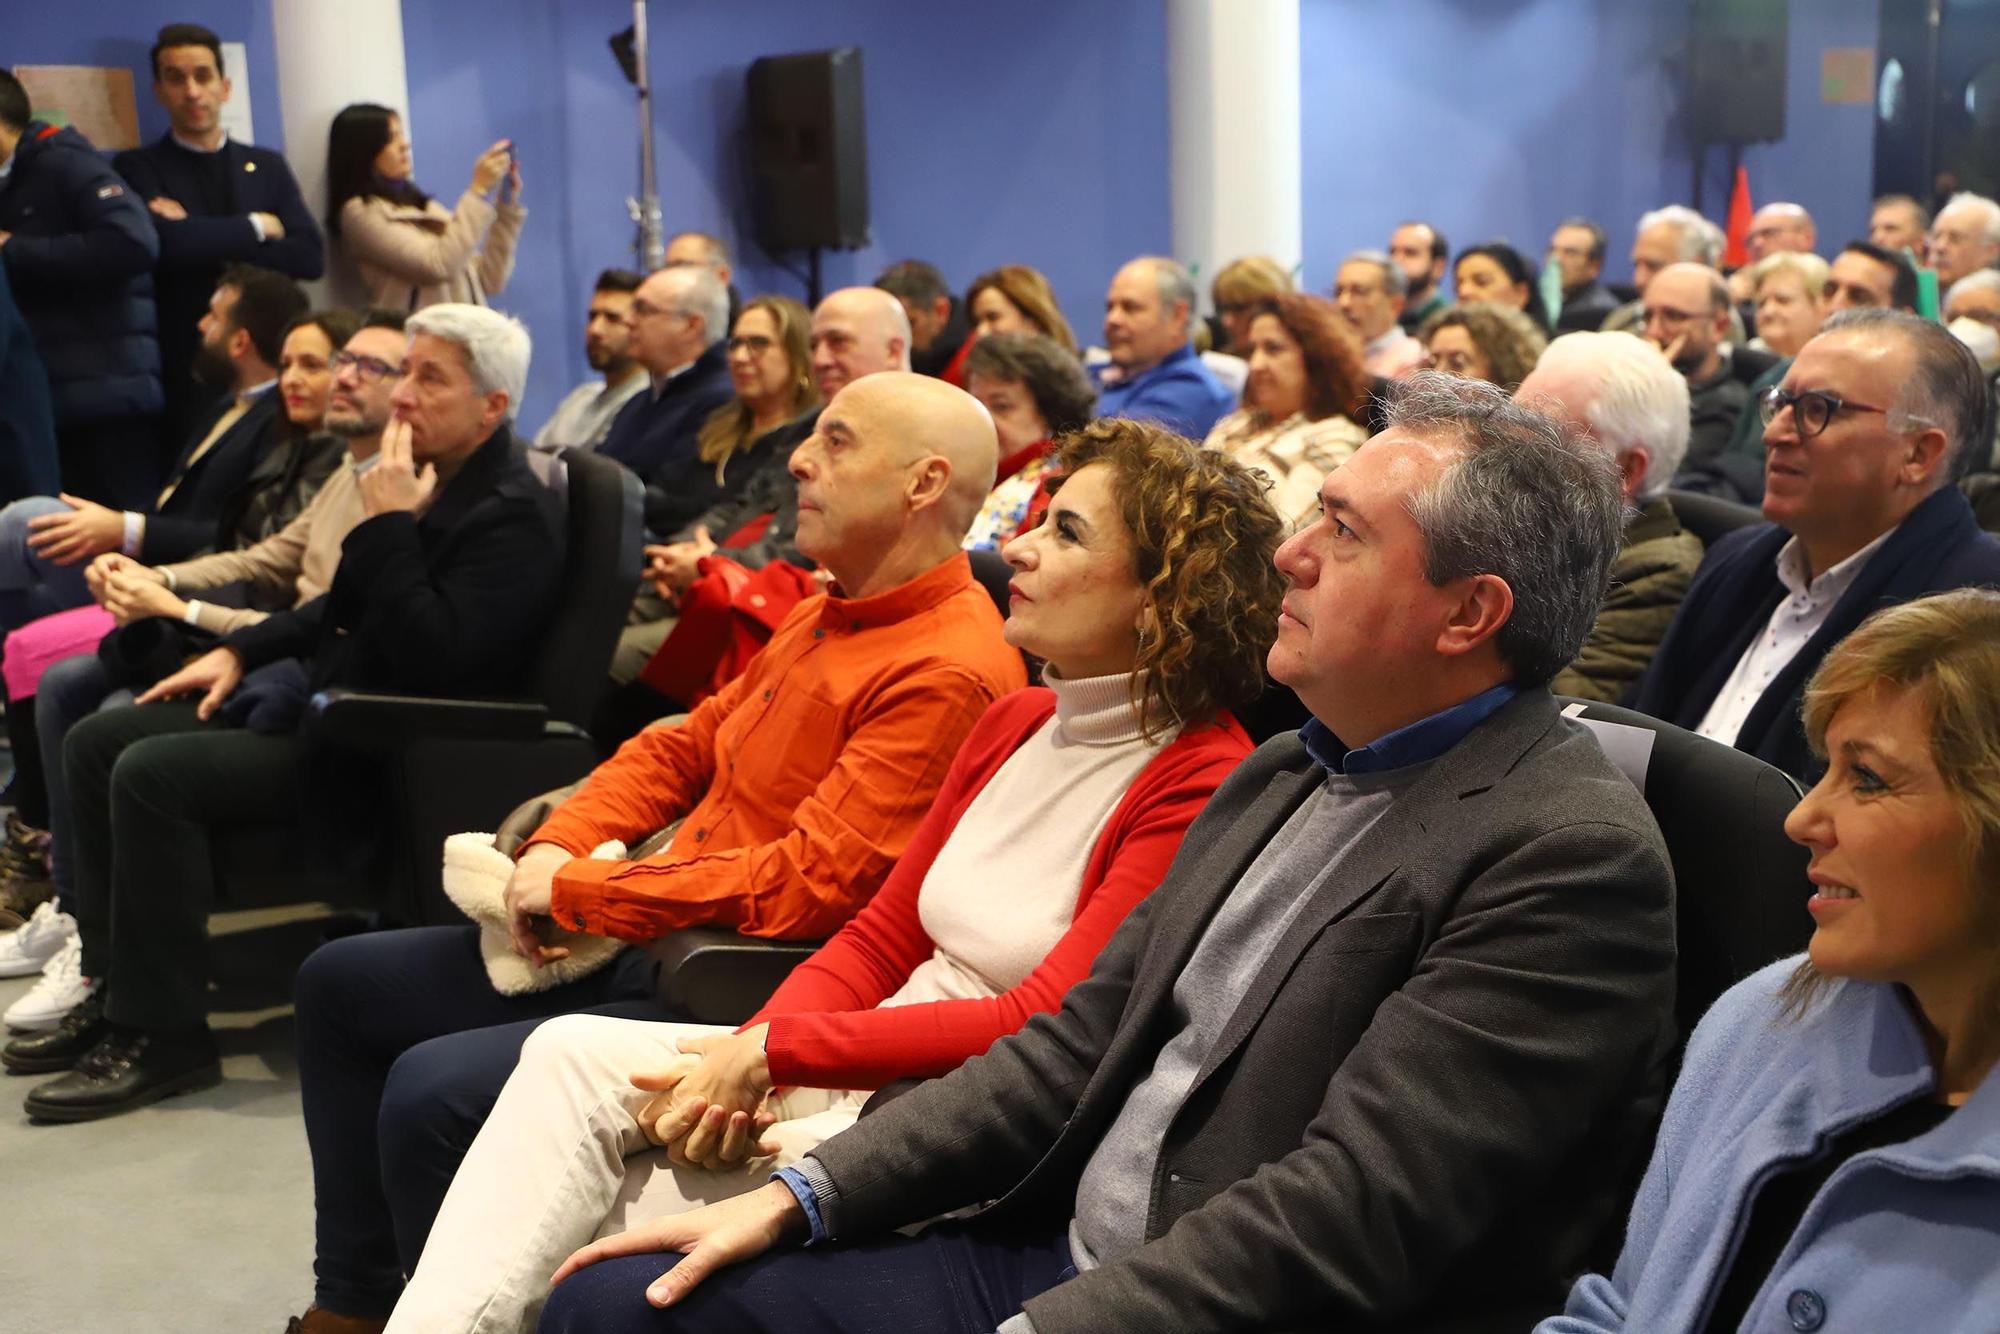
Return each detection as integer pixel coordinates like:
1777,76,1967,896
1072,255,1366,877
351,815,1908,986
0,122,161,426
111,135,323,422
595,340,734,483
809,690,1677,1333
642,411,802,539
1556,278,1621,334
0,257,59,501
1628,486,2000,779
226,422,564,697
140,388,284,564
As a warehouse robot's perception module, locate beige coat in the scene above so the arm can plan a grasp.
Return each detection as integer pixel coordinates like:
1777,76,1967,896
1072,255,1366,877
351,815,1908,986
338,190,525,311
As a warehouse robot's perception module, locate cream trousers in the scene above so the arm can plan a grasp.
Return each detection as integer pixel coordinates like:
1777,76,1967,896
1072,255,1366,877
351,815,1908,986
385,1012,865,1334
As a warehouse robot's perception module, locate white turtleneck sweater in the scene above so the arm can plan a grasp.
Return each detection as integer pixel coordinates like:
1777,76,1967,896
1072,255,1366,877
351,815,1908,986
880,669,1171,1011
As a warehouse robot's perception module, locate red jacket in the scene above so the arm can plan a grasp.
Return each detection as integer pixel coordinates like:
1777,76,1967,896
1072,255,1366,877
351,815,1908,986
753,688,1252,1089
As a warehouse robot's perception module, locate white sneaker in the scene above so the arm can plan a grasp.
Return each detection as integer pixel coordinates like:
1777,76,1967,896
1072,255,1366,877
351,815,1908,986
4,931,92,1031
0,900,75,978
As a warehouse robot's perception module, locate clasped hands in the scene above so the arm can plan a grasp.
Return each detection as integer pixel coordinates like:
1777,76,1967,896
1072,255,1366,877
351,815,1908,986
644,526,717,606
86,553,186,626
632,1025,781,1170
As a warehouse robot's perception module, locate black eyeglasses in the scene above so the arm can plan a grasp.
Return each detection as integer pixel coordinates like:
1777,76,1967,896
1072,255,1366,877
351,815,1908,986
1758,385,1929,439
727,334,776,354
330,351,405,382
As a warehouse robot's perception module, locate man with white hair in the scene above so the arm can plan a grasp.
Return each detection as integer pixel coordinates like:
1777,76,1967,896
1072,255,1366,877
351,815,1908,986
1516,332,1704,701
1094,256,1235,437
6,303,568,1122
1929,192,2000,291
597,264,735,482
1601,205,1732,337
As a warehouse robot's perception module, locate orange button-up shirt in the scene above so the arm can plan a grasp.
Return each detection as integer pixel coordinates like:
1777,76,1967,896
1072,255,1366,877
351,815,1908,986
532,553,1027,942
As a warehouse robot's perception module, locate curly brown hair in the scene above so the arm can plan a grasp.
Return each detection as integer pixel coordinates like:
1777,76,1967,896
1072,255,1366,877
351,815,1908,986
1418,301,1548,392
1247,291,1371,421
1051,419,1287,739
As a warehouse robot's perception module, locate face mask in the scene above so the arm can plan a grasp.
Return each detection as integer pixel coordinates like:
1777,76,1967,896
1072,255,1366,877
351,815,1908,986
1947,316,2000,375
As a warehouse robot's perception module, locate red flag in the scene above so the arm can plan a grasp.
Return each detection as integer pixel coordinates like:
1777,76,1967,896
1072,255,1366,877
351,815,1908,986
1724,165,1754,269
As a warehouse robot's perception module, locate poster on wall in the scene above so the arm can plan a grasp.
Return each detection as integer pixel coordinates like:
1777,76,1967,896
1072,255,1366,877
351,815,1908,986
12,65,140,149
220,40,255,144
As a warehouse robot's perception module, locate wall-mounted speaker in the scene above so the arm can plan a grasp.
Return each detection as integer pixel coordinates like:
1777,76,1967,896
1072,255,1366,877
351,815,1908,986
746,47,870,251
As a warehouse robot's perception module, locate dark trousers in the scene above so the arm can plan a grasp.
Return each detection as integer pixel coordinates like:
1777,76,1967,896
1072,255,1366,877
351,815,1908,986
56,417,163,511
538,1224,1076,1333
65,700,302,1028
294,925,666,1317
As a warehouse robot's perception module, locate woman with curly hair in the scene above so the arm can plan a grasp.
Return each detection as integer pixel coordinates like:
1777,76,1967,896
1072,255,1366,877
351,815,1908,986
1202,291,1371,527
1420,301,1549,392
383,419,1287,1333
965,265,1078,355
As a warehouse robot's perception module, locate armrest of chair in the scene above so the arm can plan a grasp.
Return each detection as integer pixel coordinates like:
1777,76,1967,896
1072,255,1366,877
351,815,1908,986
644,927,821,1027
307,687,557,753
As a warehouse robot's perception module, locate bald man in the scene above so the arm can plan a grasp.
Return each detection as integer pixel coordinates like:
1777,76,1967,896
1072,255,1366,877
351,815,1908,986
1730,203,1818,306
287,369,1026,1332
1643,262,1768,500
610,287,914,687
1094,256,1236,437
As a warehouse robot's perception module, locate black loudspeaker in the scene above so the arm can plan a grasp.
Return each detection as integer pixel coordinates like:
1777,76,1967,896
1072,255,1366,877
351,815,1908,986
1689,0,1789,144
746,47,870,251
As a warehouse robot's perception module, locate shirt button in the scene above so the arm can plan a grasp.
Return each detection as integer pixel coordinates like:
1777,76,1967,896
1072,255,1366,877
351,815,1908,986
571,912,586,930
813,628,825,639
763,689,773,701
1167,1172,1181,1183
693,829,706,842
1786,1289,1825,1331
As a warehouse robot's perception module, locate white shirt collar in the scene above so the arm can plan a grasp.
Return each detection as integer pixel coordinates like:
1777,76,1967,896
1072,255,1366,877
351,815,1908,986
170,131,229,155
1773,530,1892,603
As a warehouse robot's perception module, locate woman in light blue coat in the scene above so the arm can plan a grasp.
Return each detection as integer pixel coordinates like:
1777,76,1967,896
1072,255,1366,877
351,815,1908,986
1541,588,2000,1334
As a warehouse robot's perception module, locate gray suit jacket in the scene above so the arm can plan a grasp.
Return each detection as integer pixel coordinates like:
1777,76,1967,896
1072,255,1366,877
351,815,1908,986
810,689,1677,1332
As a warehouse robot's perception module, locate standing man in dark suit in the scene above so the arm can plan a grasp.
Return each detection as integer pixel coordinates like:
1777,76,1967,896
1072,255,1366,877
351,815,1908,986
113,24,324,448
1631,308,2000,781
0,69,162,509
535,374,1679,1334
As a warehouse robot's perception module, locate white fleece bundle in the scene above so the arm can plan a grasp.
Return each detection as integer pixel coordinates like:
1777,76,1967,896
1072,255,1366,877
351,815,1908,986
441,832,628,995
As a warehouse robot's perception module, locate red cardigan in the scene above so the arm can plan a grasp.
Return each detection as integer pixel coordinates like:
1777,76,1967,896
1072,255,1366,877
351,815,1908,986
752,687,1251,1089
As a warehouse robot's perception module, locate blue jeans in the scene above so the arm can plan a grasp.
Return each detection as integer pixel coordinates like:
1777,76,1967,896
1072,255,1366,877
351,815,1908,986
538,1224,1077,1333
294,925,667,1317
0,496,95,632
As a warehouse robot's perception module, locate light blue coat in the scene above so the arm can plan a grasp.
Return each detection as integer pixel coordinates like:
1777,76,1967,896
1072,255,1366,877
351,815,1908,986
1539,957,2000,1333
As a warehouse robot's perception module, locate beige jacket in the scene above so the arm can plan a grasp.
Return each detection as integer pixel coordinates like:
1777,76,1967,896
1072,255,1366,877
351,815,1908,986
338,190,525,311
1202,409,1368,529
160,461,370,635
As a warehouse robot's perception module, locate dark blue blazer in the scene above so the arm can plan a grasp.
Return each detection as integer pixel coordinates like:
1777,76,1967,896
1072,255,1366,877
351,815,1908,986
596,339,734,483
0,122,161,425
141,389,285,564
1627,487,2000,779
111,136,323,400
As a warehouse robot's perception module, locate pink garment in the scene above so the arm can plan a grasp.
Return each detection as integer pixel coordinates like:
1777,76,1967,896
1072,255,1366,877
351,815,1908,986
3,606,115,700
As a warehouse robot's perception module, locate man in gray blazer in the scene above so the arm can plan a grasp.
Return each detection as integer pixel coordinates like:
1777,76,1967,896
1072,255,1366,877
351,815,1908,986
539,374,1680,1334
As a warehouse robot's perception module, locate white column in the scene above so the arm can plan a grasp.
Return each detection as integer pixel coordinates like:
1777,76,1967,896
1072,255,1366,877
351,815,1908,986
1166,0,1303,298
270,0,410,301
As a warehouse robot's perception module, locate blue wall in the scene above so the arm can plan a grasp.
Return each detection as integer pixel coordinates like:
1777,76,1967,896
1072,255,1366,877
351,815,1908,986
7,0,1887,422
0,2,286,155
400,0,1171,423
1298,0,1879,297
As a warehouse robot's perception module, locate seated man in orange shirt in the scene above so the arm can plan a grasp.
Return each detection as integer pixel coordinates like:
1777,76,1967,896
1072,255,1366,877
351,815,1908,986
284,372,1025,1334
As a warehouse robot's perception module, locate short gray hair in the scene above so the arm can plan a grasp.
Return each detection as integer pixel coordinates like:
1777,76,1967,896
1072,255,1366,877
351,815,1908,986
1818,307,1991,485
1388,371,1624,685
1939,192,2000,245
658,265,730,348
1637,205,1724,267
1342,249,1408,299
1947,269,2000,306
1139,256,1196,318
1529,331,1691,501
404,303,531,418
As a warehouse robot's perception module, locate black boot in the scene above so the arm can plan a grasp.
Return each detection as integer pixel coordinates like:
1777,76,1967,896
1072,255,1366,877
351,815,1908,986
1,987,104,1073
23,1024,220,1122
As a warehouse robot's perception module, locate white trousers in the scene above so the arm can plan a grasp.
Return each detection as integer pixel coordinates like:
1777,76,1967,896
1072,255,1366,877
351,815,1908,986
385,1012,865,1334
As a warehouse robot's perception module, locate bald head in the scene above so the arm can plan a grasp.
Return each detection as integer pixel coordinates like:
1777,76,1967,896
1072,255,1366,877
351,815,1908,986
811,287,913,400
790,372,998,593
1747,202,1815,260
